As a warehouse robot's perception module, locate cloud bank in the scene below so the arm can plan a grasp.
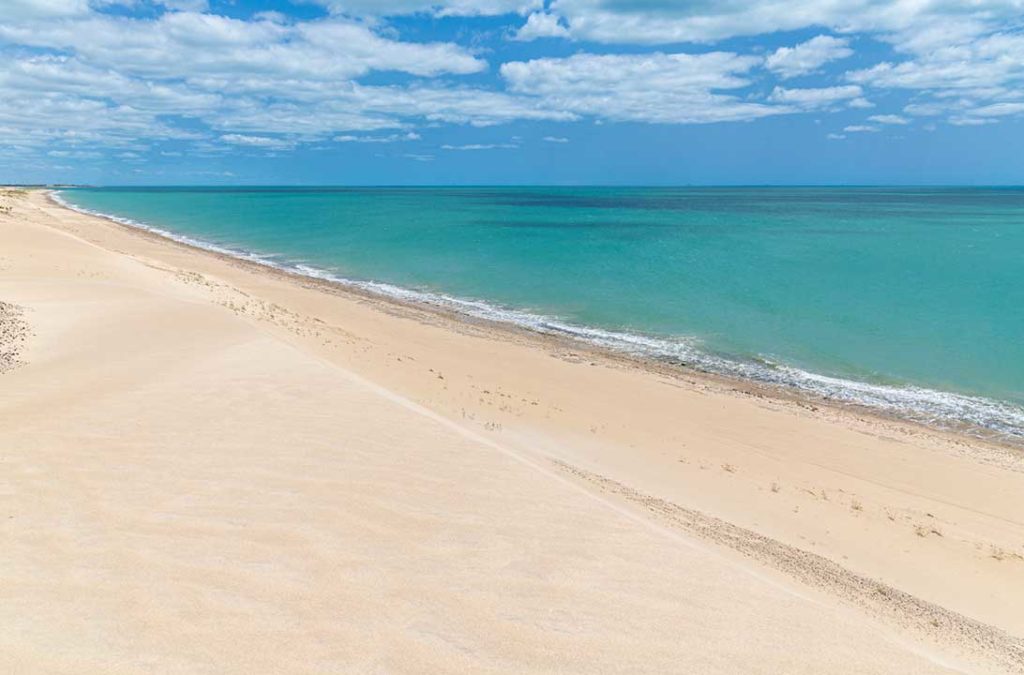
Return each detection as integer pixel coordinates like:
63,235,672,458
2,0,1022,169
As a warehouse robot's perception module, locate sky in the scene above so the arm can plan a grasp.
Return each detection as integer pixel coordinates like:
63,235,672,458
2,0,1024,185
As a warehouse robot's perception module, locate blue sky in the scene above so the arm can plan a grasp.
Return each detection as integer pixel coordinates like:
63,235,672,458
3,0,1024,185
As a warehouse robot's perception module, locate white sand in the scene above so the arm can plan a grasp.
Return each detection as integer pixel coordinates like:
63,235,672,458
1,188,1021,673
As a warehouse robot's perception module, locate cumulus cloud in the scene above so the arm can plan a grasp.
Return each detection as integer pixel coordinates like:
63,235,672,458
972,102,1024,117
522,0,1024,45
942,101,1024,126
948,117,998,126
512,2,1024,128
501,51,781,123
220,134,295,149
4,0,1024,168
868,114,908,125
157,0,209,10
514,12,570,40
846,33,1024,93
845,22,1024,126
347,84,577,127
768,85,863,108
0,8,529,153
4,0,90,19
847,97,875,109
765,36,853,79
306,0,541,17
511,0,1024,129
515,0,831,44
48,149,102,158
0,12,486,81
441,142,519,150
335,132,422,143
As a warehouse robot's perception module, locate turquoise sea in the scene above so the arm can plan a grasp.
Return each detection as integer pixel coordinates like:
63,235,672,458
57,187,1024,440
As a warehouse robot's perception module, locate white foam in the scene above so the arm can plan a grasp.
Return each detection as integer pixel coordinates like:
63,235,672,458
53,190,1024,441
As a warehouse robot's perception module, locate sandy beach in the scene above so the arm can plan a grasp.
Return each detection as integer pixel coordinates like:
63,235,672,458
2,187,1023,673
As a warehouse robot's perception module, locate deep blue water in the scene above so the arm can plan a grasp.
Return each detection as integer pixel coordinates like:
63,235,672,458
58,186,1024,439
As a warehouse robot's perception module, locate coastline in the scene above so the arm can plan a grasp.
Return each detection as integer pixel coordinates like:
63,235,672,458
49,189,1024,454
3,186,1024,672
50,189,1024,447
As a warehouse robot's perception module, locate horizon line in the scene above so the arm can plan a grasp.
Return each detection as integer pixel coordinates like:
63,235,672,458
25,183,1024,190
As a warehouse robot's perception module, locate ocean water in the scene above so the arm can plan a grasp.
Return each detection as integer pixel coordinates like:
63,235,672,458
57,187,1024,440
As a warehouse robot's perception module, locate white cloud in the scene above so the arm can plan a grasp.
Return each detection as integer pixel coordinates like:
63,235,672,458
903,102,945,117
0,85,204,152
191,83,575,139
846,27,1024,127
5,0,1024,168
0,55,222,113
508,0,1024,133
441,142,518,150
158,0,209,10
501,51,781,123
4,0,89,19
514,12,570,40
868,114,908,125
521,0,837,44
220,134,295,149
0,13,486,81
948,117,998,126
306,0,541,17
768,85,863,108
971,102,1024,118
335,132,421,143
843,125,879,132
347,84,578,127
826,133,846,140
938,101,1024,127
765,35,853,79
846,35,1024,93
543,136,569,143
0,9,525,153
525,0,1024,45
48,149,102,158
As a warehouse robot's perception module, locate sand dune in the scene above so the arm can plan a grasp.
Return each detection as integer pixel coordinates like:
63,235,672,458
1,188,1022,673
